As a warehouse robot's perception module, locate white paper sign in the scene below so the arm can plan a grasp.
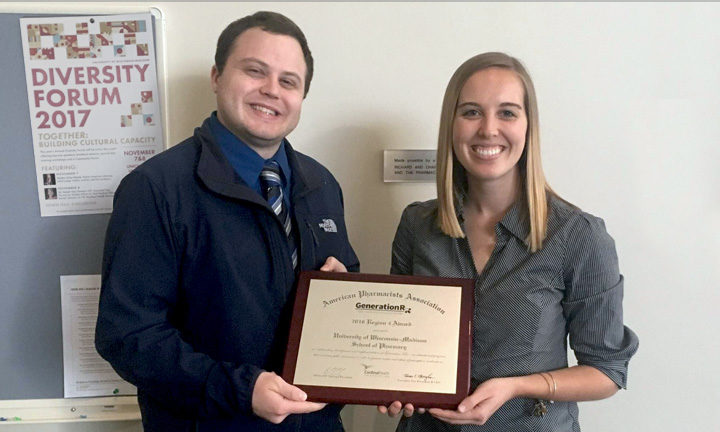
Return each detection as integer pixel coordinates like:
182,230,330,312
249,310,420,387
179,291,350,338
60,274,135,398
20,14,164,217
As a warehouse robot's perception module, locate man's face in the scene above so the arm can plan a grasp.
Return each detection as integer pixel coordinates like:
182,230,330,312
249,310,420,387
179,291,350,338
211,27,306,157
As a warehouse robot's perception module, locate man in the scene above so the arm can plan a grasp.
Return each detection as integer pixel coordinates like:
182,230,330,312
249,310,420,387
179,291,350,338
95,11,358,431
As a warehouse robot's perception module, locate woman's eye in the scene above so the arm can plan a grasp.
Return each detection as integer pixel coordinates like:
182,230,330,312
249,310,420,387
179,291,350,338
462,109,480,117
499,110,517,119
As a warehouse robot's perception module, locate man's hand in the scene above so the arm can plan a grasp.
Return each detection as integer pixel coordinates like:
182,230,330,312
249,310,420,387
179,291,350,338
251,372,326,424
319,256,347,272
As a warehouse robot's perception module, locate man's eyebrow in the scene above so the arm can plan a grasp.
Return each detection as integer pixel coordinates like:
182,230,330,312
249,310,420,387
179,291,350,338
239,57,302,81
238,57,268,67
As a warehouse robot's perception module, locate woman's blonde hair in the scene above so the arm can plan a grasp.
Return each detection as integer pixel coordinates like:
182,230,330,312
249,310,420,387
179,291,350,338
436,52,555,252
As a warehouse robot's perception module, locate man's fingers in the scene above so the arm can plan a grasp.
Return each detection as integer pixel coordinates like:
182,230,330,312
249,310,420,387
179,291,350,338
282,400,327,415
273,376,308,402
266,375,326,415
252,372,325,424
319,256,347,272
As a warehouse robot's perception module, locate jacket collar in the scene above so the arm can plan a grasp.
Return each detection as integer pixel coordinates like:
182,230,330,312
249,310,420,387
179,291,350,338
195,116,322,203
285,141,323,200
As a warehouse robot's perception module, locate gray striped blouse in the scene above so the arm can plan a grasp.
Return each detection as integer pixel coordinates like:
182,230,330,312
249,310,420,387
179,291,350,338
391,196,639,432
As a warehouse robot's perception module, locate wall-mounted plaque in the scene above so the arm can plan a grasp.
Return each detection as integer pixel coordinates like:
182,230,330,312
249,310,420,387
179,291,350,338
383,150,436,182
282,271,473,409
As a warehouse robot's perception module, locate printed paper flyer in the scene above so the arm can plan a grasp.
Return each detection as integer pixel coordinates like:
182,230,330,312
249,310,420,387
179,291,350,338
20,14,164,217
60,275,136,398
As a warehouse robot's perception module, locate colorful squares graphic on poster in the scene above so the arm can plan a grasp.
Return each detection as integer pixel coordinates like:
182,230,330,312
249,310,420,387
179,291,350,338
143,114,154,126
91,34,112,47
58,35,78,48
100,20,147,34
27,25,41,48
30,18,151,60
39,23,63,36
99,22,112,34
29,48,55,60
141,91,153,103
131,103,143,115
122,21,138,33
68,46,92,59
76,22,89,34
115,21,133,33
136,44,149,56
121,115,133,127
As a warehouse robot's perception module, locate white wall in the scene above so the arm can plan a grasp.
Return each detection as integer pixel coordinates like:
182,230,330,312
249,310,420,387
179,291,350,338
2,2,718,431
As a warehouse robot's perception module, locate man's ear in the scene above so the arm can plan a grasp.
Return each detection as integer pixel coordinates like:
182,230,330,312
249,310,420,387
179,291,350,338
210,65,219,93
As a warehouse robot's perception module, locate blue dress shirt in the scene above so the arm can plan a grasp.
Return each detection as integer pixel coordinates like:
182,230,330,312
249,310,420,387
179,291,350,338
209,112,292,211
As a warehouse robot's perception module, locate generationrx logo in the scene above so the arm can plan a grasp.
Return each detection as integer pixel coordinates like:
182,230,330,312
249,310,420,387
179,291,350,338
354,302,412,314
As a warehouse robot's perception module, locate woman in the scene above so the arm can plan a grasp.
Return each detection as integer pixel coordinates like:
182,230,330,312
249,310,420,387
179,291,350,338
381,52,639,431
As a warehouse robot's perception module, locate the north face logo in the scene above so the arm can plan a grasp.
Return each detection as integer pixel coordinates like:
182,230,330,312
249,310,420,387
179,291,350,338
318,219,337,233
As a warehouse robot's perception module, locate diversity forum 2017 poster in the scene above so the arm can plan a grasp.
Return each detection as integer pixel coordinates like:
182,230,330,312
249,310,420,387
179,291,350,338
20,13,164,217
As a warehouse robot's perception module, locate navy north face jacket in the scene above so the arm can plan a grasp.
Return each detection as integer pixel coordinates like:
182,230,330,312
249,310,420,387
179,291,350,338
95,117,359,431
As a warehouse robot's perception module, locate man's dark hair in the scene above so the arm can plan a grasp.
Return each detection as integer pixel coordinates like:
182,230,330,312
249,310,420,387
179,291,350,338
215,11,314,96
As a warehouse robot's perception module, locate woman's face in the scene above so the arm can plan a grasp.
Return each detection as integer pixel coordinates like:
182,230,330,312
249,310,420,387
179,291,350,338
452,67,527,187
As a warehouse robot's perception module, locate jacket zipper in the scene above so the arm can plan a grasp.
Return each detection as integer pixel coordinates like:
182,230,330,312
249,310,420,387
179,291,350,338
305,220,319,266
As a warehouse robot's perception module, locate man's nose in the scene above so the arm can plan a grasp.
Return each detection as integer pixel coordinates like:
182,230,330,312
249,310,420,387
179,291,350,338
260,77,280,98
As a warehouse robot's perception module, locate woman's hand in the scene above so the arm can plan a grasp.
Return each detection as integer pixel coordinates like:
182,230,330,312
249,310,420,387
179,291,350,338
428,377,517,425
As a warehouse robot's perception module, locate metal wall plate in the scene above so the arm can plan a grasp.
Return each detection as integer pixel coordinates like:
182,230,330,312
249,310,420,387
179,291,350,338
383,150,436,182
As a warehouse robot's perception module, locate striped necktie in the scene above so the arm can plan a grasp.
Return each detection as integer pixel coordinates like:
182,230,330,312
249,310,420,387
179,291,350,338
260,161,298,270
